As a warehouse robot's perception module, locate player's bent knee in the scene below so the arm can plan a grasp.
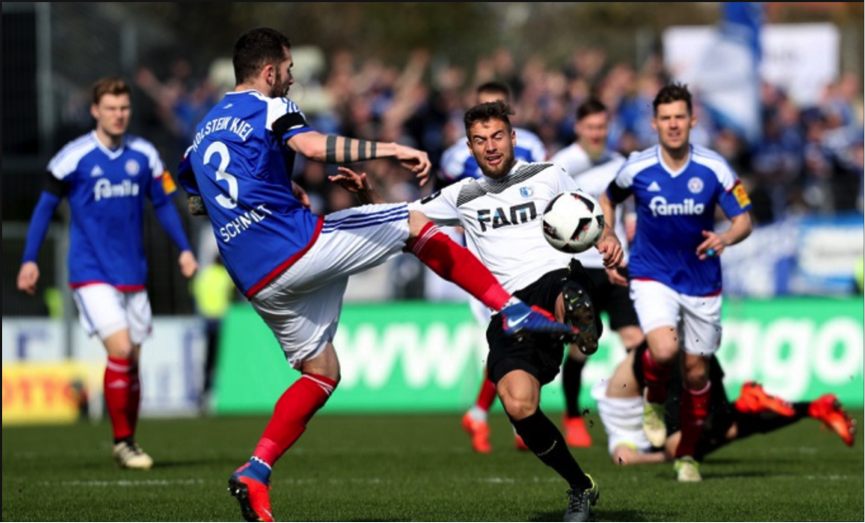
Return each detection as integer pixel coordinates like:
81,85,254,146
500,395,537,421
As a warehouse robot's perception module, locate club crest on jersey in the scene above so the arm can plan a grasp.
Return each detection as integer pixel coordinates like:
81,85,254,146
520,186,534,198
125,160,141,176
688,177,704,194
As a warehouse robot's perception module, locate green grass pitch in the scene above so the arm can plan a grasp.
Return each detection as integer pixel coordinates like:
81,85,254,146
3,411,862,521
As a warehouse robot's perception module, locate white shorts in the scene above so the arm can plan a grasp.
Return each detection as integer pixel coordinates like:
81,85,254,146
591,380,652,456
72,284,152,345
251,203,410,369
629,279,722,356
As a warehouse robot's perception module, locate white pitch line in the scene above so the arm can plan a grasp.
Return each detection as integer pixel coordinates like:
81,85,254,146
40,479,206,488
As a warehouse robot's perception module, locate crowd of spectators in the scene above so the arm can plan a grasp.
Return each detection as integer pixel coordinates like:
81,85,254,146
134,46,864,228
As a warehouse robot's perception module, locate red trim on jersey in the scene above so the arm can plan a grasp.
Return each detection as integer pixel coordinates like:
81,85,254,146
631,277,722,297
70,281,147,292
245,216,325,298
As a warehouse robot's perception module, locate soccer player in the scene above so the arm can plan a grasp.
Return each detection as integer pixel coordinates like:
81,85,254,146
550,98,645,448
593,345,856,465
599,83,754,481
178,27,578,523
16,77,198,469
441,81,547,454
333,100,624,522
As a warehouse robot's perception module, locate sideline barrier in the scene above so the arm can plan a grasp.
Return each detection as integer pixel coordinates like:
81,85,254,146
214,298,864,414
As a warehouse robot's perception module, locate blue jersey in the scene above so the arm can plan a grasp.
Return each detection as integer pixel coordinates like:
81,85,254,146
46,131,173,290
607,145,752,296
180,90,320,297
440,127,546,183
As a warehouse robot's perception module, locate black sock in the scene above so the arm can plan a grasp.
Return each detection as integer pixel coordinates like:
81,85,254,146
734,404,808,439
562,356,586,418
510,409,591,490
114,436,134,446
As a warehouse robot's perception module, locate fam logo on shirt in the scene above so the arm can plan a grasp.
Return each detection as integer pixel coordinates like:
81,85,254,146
519,186,534,198
125,160,141,176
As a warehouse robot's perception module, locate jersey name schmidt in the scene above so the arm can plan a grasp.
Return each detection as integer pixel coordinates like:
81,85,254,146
217,204,272,243
648,196,705,217
191,116,254,153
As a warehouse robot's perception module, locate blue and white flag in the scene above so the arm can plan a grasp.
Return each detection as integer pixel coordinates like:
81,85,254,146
694,2,763,145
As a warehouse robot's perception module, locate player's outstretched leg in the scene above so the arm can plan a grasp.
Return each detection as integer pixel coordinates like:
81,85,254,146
408,219,578,342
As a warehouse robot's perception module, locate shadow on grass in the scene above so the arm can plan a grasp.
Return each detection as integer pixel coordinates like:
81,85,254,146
531,508,647,522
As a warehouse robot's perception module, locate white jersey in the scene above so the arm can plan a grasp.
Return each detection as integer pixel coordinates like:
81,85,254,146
410,160,577,294
551,144,628,269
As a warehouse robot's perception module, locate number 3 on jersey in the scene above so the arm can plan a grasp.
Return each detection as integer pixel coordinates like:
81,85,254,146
204,142,239,209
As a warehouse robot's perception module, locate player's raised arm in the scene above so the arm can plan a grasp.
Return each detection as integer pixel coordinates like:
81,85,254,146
286,130,432,185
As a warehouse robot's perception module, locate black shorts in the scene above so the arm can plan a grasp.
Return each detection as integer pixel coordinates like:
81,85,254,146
584,267,639,331
486,260,599,386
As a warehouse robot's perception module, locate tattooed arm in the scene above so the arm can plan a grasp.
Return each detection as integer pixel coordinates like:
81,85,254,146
286,131,432,186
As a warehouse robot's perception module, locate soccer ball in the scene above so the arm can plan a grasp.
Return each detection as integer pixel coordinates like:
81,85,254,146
541,190,605,254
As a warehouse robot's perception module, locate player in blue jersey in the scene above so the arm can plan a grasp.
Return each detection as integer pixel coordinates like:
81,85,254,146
600,83,753,481
177,28,580,523
16,77,198,470
435,81,547,453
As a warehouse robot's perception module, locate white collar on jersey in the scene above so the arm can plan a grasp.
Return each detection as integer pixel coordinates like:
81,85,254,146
656,144,692,178
90,131,128,160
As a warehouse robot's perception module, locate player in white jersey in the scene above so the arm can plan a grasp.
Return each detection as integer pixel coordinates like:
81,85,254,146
179,28,579,523
550,98,645,449
599,83,754,481
17,77,198,469
332,101,624,522
594,345,855,465
435,81,548,454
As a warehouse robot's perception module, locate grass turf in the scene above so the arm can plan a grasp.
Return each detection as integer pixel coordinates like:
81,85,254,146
3,411,862,521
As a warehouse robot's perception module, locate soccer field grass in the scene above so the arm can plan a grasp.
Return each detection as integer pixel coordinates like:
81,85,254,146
3,412,862,522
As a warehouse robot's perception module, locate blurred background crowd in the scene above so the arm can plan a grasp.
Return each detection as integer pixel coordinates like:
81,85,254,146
3,2,863,316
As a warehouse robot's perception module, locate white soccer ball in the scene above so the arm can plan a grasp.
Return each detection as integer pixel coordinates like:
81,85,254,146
541,190,605,254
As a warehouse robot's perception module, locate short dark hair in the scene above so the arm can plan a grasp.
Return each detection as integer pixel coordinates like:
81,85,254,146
464,101,514,134
233,27,292,85
91,77,131,105
653,83,692,115
476,81,512,103
576,98,607,121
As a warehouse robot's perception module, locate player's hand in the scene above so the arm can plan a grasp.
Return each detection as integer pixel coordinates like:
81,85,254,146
188,195,208,216
394,144,431,186
596,228,624,269
291,181,311,208
605,266,629,287
179,250,198,278
17,262,40,295
696,230,728,260
329,167,371,194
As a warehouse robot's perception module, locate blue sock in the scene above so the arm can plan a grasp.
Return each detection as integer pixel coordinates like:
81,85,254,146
239,456,272,484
